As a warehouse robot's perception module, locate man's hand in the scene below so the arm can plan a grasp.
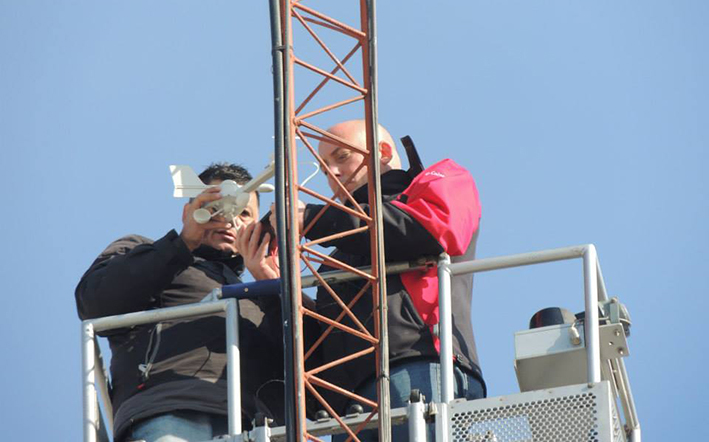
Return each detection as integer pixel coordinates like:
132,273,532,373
236,221,280,280
180,187,228,251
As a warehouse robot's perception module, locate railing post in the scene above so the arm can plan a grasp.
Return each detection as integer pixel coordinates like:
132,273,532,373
437,253,454,403
82,321,98,442
407,395,427,442
226,298,242,435
582,245,601,384
437,253,453,442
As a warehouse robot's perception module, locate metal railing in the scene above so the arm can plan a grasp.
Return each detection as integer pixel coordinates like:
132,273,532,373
81,244,640,442
436,244,640,442
81,299,242,442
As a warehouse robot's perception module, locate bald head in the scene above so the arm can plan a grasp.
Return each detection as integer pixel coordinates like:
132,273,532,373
325,120,401,167
318,120,402,201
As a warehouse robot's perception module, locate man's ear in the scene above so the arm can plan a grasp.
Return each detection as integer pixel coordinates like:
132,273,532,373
379,140,393,164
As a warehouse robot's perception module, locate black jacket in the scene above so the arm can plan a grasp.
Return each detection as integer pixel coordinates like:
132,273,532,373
75,230,283,440
303,163,484,414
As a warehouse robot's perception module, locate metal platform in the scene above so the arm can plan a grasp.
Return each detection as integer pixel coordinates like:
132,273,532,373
449,382,624,442
227,381,623,442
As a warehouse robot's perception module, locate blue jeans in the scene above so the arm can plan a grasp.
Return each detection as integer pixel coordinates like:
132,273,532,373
333,359,485,441
128,410,227,442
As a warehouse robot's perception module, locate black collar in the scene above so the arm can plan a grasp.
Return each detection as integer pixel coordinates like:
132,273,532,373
351,169,412,203
193,245,245,276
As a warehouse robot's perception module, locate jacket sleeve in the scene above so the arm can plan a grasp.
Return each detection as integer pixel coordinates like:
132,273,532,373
390,160,480,257
302,160,480,261
303,200,444,262
75,230,194,320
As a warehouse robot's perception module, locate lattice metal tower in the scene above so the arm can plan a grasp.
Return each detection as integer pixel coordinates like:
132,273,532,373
269,1,390,440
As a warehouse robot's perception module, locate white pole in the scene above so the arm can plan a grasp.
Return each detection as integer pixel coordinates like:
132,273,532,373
407,399,427,442
437,253,453,442
226,298,242,435
583,245,601,383
82,322,98,442
89,301,229,332
437,253,454,404
447,245,588,276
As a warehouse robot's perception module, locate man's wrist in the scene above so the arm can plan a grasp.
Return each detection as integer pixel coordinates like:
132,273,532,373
179,230,200,251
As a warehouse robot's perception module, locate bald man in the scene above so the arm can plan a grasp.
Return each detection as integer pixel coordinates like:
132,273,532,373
239,120,485,440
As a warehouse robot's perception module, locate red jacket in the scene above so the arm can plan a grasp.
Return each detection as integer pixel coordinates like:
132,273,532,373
303,160,484,414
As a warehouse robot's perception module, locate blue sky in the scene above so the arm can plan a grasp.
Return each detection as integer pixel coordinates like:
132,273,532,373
1,1,707,440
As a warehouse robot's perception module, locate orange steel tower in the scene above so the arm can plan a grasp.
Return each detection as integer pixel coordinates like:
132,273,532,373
269,1,391,441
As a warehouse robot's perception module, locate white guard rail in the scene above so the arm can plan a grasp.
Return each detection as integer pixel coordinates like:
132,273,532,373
437,244,640,442
82,244,640,442
81,299,242,442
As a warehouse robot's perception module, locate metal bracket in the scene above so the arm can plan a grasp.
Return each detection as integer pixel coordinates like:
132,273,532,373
599,323,630,359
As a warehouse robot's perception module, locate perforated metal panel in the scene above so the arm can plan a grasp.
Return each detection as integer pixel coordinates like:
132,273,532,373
449,382,623,442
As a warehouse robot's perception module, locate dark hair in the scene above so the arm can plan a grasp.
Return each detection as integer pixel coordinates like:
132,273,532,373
199,162,260,203
199,162,253,185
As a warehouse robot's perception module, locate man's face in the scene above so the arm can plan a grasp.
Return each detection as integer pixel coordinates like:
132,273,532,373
201,180,259,255
318,142,368,202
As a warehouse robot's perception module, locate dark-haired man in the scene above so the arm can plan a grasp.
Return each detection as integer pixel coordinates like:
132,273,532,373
76,163,282,442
